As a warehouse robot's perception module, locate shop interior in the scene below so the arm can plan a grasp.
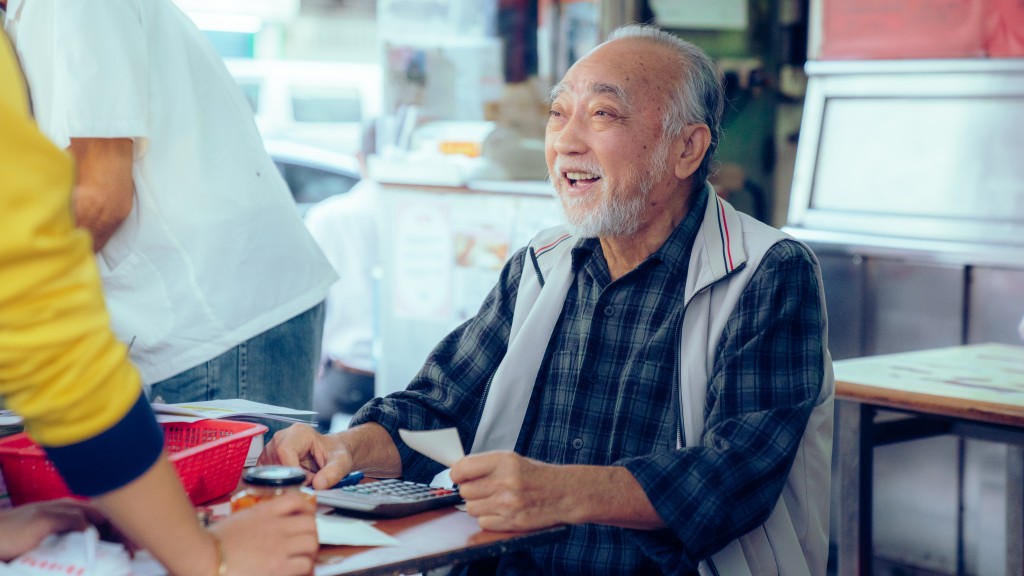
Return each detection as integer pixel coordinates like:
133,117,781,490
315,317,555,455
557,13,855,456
1,1,1023,575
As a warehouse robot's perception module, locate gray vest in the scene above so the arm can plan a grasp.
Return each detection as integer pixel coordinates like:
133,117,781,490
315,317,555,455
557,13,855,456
472,186,834,576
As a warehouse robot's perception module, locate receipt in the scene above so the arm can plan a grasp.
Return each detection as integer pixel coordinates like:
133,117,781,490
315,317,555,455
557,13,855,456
316,515,399,547
398,428,465,467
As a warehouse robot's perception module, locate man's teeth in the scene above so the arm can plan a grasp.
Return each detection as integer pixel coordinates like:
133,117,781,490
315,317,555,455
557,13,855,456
566,172,599,181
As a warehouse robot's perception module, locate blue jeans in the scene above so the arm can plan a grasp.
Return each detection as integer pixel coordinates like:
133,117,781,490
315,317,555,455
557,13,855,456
148,302,325,435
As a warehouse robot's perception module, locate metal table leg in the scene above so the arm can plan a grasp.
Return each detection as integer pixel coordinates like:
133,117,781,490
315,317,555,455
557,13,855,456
838,400,874,576
1008,445,1023,576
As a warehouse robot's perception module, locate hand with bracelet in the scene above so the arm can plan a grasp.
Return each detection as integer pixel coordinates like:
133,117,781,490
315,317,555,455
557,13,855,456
83,455,319,576
206,492,319,575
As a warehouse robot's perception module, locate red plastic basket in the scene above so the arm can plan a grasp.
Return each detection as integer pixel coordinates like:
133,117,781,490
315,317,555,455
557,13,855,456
0,420,266,506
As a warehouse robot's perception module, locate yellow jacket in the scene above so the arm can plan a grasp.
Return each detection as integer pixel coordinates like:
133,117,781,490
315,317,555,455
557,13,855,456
0,34,151,475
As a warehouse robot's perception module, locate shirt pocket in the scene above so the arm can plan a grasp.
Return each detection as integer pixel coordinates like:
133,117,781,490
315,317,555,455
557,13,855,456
100,249,173,353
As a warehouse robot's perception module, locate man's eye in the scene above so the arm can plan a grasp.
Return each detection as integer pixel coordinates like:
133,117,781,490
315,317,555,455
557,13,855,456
549,109,562,117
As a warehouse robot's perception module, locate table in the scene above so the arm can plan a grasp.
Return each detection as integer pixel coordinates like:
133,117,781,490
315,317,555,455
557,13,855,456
314,507,569,576
833,343,1024,576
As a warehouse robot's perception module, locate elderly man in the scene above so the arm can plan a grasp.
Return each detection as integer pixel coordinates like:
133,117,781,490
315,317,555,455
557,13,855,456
263,24,833,576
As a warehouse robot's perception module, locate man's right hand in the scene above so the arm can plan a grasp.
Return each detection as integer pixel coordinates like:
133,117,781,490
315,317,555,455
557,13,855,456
259,423,353,490
261,422,404,490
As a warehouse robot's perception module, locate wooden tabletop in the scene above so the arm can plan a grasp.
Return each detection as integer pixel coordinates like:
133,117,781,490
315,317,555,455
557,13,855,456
314,507,568,576
833,343,1024,427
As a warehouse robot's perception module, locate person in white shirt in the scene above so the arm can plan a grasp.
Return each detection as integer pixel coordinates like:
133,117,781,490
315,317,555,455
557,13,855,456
3,0,338,419
304,121,380,431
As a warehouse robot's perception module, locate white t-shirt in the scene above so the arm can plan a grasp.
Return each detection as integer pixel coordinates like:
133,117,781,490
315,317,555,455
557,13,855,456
303,180,380,373
5,0,337,384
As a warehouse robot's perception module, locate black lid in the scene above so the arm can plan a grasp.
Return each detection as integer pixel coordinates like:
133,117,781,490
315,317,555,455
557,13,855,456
241,465,307,487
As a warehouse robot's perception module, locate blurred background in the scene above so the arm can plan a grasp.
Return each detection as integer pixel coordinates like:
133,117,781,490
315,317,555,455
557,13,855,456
174,2,1024,574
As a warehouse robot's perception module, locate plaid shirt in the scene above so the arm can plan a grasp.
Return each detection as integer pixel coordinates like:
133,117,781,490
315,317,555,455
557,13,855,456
354,189,826,575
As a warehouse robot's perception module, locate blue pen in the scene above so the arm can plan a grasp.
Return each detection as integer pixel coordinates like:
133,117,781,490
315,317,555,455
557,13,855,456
335,470,364,488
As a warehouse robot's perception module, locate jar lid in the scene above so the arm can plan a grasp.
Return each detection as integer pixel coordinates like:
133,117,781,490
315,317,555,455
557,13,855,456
241,465,307,487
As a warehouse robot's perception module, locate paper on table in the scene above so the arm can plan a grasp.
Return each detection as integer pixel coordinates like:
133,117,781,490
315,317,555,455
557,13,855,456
0,415,22,427
316,515,400,546
153,399,316,424
398,428,465,467
0,409,22,427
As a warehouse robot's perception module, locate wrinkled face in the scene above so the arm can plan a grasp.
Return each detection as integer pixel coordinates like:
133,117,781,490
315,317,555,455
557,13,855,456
545,39,678,238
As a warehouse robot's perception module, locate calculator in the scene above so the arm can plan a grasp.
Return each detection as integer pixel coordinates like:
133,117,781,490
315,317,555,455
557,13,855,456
314,478,462,517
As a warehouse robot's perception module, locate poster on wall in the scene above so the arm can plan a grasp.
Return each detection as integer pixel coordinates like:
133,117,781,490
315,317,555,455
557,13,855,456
450,197,513,322
392,200,453,321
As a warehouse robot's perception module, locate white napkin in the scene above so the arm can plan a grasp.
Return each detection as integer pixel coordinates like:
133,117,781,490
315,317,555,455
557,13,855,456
1,527,133,576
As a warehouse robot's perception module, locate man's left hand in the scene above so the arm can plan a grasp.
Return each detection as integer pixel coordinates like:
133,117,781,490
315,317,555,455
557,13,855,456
449,451,573,532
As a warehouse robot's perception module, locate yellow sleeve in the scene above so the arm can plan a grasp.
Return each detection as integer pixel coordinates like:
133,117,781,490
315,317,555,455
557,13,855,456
0,34,142,447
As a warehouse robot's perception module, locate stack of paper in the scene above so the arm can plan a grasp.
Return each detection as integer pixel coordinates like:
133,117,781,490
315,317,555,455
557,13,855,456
0,409,21,427
1,400,317,428
153,399,316,425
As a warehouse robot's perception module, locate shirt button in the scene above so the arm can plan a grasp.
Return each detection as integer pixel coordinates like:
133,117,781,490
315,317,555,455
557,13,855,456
603,305,615,317
572,437,584,450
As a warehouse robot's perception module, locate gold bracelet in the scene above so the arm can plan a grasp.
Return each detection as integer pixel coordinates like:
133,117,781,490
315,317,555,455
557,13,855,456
208,531,228,576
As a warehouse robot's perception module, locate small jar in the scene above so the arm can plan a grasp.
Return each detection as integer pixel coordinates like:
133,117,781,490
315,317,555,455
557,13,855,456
230,465,314,512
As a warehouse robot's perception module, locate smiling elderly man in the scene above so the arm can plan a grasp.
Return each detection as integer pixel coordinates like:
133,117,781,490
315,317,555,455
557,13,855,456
262,23,834,576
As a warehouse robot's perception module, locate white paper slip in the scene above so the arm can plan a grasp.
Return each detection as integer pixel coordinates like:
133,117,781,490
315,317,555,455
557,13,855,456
398,428,465,467
316,515,400,546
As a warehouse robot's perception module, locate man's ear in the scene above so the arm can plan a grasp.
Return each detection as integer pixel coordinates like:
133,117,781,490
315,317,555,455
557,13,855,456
672,124,711,181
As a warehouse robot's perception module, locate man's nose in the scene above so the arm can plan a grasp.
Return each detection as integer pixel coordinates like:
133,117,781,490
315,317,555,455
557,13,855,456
552,114,587,155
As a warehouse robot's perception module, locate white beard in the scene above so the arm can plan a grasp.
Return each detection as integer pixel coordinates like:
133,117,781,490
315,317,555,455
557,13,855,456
551,138,670,238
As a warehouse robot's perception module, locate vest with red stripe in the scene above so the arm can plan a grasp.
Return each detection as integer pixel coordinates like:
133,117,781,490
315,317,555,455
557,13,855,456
471,185,834,575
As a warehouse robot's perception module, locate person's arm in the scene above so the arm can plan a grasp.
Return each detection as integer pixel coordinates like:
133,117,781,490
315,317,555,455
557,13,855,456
93,454,318,576
0,40,318,575
450,452,663,532
262,247,528,487
67,137,134,251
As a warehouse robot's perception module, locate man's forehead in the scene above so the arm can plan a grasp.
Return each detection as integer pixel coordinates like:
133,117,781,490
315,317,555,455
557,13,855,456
550,80,632,106
551,39,672,105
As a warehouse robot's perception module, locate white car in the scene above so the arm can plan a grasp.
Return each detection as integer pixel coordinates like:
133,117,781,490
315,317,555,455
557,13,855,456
225,58,382,157
264,139,361,215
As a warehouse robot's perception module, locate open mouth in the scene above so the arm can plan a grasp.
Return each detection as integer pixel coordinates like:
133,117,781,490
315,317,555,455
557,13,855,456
565,171,601,187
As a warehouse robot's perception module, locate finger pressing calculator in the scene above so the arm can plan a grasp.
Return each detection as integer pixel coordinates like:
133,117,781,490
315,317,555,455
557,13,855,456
315,478,462,517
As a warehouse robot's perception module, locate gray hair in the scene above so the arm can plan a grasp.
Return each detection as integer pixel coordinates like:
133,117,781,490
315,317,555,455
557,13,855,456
606,24,724,186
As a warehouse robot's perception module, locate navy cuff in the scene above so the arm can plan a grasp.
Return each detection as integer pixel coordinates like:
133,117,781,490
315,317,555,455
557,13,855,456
45,393,164,497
